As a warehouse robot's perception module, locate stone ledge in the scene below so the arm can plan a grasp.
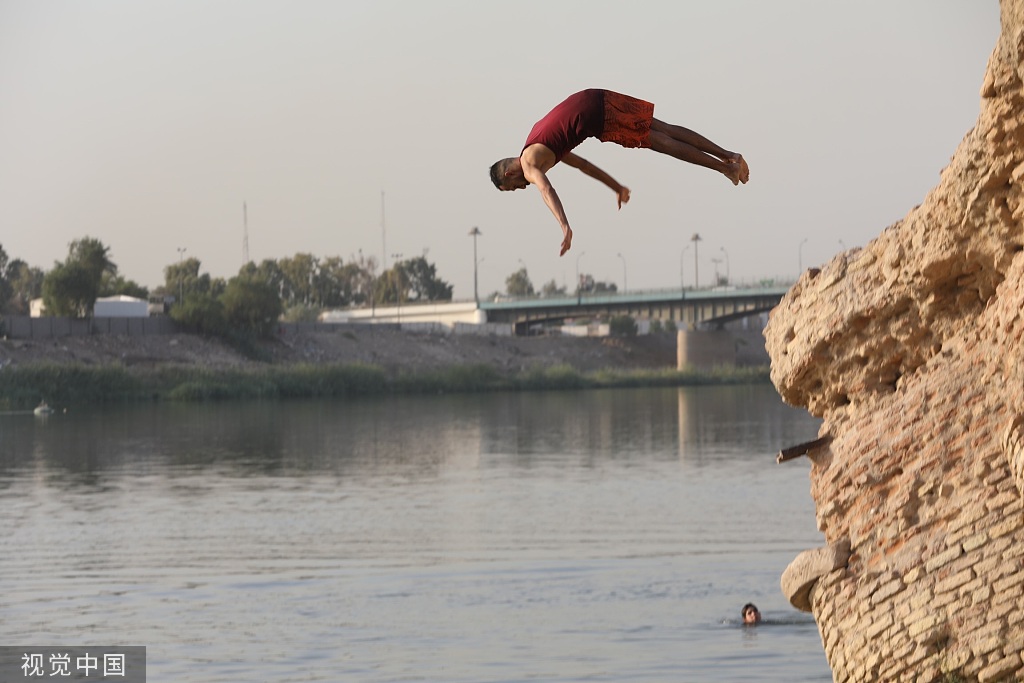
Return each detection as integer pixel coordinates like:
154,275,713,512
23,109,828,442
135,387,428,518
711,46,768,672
781,539,852,612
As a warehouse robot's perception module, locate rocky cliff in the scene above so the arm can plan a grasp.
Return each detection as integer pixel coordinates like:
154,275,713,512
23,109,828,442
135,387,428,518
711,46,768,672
765,1,1024,681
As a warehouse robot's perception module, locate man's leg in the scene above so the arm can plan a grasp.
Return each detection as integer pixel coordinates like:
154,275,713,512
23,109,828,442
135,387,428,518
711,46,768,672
648,119,748,184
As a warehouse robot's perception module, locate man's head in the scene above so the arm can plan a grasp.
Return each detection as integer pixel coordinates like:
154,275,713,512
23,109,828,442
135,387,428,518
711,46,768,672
741,603,761,625
489,157,529,191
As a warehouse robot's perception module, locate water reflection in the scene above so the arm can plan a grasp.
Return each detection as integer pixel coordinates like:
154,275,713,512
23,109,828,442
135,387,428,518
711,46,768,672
0,385,820,483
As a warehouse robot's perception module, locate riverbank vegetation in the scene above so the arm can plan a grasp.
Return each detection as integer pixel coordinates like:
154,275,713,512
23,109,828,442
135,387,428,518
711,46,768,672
0,362,770,409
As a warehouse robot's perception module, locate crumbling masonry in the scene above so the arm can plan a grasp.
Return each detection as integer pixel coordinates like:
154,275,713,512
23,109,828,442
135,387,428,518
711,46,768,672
765,1,1024,680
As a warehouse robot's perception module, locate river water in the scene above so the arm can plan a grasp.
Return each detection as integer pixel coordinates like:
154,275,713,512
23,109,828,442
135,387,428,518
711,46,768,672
1,384,831,682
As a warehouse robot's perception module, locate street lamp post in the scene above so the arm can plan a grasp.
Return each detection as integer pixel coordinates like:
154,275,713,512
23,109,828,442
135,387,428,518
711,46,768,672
176,247,187,306
680,245,690,291
720,247,730,285
617,252,627,294
690,233,702,289
711,257,722,285
468,227,482,305
575,251,586,304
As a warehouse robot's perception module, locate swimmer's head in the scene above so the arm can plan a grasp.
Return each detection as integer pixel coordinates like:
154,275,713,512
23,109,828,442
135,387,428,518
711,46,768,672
742,603,761,625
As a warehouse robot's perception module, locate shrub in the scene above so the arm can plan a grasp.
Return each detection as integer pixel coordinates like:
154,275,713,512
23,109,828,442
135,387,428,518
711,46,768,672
609,315,638,337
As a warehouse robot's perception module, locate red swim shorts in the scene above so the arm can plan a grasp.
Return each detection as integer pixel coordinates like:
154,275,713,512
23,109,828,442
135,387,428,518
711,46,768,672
599,91,655,149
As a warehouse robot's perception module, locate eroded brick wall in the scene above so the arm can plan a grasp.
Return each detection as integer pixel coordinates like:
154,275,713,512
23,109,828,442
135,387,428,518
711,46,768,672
765,1,1024,680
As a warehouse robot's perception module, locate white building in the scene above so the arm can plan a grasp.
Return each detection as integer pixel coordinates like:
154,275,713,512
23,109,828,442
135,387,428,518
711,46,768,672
93,295,149,318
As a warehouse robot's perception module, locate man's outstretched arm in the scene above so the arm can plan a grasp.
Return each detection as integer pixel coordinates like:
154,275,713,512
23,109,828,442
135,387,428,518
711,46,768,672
521,160,574,256
561,153,631,208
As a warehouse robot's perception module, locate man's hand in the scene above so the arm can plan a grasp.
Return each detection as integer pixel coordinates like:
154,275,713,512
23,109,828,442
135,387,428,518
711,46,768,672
617,186,631,209
560,226,573,256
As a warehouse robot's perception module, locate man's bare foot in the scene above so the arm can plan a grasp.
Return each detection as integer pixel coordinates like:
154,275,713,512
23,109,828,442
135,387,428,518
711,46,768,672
723,160,742,186
737,155,750,184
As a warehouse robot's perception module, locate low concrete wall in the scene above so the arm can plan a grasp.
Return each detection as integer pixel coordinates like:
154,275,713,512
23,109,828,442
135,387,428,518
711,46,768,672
3,316,179,340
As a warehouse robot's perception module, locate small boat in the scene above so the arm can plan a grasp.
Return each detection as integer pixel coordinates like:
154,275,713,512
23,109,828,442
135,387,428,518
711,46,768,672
33,401,54,416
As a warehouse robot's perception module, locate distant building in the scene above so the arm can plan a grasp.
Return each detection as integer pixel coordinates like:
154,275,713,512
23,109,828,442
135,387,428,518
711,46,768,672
29,298,47,318
148,295,175,316
93,295,149,318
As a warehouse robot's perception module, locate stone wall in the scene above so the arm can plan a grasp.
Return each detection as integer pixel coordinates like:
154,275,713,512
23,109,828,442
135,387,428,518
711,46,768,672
765,1,1024,680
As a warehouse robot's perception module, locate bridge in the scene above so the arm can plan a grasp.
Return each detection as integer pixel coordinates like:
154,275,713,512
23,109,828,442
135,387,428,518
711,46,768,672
480,286,789,335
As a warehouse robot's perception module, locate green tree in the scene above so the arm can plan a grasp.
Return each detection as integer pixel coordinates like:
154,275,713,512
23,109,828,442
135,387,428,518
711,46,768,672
540,279,567,297
345,252,378,305
0,245,12,312
400,256,453,302
505,267,534,297
373,266,404,305
170,291,225,334
68,237,116,282
99,273,148,299
221,273,283,337
42,261,95,316
160,257,221,304
4,259,44,314
609,315,638,337
312,256,344,308
278,253,318,306
41,237,118,317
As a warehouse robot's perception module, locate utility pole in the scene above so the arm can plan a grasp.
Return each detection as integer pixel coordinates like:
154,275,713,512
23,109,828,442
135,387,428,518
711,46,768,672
575,251,586,305
391,252,403,323
691,233,702,289
381,191,387,271
469,226,482,305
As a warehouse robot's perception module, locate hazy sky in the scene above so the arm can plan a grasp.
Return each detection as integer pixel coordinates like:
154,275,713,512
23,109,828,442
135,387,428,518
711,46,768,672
0,1,1001,300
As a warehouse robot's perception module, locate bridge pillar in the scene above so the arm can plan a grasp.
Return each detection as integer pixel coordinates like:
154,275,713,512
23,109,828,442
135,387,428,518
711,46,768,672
677,329,735,369
677,328,770,369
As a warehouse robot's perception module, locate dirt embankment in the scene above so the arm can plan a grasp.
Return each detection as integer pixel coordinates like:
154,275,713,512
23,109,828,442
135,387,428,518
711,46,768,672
0,327,679,375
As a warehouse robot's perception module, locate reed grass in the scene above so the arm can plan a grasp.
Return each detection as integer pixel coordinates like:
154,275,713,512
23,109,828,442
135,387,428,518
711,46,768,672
0,361,771,409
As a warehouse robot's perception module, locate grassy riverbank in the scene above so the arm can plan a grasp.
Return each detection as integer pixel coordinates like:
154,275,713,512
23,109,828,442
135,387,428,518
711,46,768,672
0,362,771,409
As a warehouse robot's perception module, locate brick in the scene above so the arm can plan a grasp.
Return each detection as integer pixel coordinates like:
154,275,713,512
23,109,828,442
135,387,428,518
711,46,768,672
936,567,975,594
906,642,933,666
984,466,1009,486
904,566,925,583
962,530,990,552
871,577,906,605
971,634,1007,658
988,515,1023,539
926,544,964,572
908,613,940,639
978,653,1022,682
946,501,989,533
985,490,1021,513
975,554,1003,577
993,572,1024,594
866,612,895,640
971,583,994,606
986,534,1015,554
910,588,935,612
